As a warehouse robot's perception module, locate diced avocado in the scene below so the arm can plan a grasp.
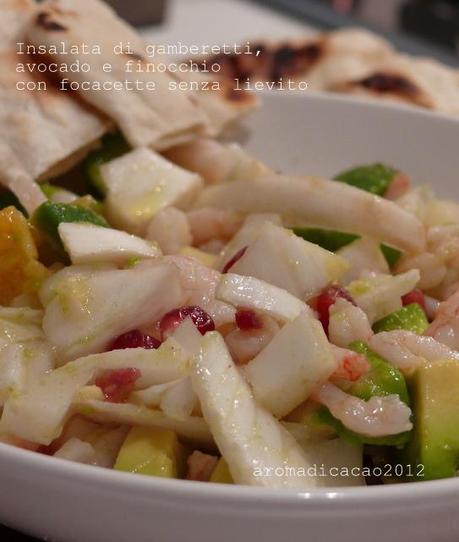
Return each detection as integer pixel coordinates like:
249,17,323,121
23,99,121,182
210,458,233,484
349,341,410,404
0,190,27,216
292,228,401,268
83,132,131,196
403,361,459,480
33,201,108,250
334,163,397,196
114,427,187,478
319,341,411,446
373,303,428,335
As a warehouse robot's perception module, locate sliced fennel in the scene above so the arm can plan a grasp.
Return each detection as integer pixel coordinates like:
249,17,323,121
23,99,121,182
40,261,185,361
191,332,326,488
58,223,161,265
216,274,311,323
243,312,336,418
230,222,348,301
102,148,202,235
0,339,189,445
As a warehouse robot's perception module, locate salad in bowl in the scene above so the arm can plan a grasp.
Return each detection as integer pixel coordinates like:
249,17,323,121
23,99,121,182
1,131,459,488
1,0,459,494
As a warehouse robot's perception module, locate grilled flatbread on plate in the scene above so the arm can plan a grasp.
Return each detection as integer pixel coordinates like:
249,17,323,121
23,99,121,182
330,55,459,115
26,0,255,149
0,0,109,213
194,27,459,116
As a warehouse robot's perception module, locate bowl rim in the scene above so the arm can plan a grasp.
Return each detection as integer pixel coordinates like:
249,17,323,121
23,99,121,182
1,440,459,507
2,91,459,508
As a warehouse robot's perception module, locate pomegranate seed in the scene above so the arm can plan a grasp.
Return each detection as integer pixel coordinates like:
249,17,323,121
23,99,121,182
235,309,263,331
222,246,248,274
316,286,355,334
402,289,426,312
95,368,141,403
108,329,161,351
160,305,215,340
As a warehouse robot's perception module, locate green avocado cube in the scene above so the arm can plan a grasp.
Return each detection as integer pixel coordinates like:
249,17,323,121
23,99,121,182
403,361,459,480
33,201,108,250
373,303,428,335
349,341,410,404
334,163,397,196
114,427,186,479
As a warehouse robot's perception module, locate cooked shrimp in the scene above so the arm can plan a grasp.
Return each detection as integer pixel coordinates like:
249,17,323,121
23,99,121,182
163,138,269,185
164,255,220,306
427,225,459,259
187,208,242,245
330,345,370,382
328,298,373,348
369,330,459,372
312,382,412,437
396,252,446,291
163,139,232,184
186,450,218,482
426,289,459,349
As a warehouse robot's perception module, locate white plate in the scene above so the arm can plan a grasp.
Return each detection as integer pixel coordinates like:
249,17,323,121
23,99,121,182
2,92,459,542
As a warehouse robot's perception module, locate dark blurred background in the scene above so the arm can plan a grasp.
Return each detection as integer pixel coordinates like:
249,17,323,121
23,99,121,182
256,0,459,64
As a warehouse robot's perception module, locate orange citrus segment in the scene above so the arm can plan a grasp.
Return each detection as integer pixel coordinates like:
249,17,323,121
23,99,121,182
0,206,48,305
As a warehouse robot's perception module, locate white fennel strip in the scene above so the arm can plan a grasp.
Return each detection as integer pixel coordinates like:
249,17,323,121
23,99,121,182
191,332,325,488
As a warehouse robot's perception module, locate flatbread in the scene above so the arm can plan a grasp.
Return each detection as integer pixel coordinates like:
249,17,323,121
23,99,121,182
330,55,459,114
0,0,109,213
194,27,459,116
193,29,393,90
26,0,255,149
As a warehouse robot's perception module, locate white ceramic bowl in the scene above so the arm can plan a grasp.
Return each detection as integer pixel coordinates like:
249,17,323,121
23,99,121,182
2,92,459,542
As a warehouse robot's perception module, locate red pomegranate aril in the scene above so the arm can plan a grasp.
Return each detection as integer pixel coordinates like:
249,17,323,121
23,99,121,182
222,246,248,274
235,309,263,331
160,305,215,340
402,289,426,312
95,368,141,403
108,329,161,351
316,286,356,334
